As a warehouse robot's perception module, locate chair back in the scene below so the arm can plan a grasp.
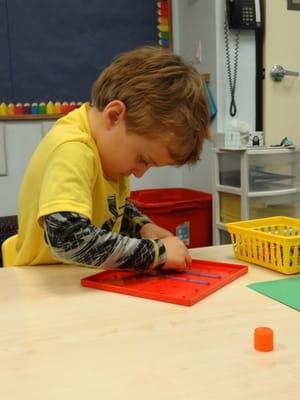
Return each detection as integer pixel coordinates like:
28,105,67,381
1,234,18,267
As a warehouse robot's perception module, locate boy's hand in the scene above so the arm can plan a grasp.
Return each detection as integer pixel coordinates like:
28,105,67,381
140,223,173,239
140,223,191,270
161,236,192,270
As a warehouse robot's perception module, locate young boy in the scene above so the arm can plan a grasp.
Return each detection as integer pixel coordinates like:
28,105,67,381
16,46,210,272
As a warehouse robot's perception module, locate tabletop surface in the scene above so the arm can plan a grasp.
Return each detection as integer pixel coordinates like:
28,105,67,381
1,245,300,400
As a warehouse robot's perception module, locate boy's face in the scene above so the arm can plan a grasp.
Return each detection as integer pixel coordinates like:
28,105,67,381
90,102,177,181
101,126,176,181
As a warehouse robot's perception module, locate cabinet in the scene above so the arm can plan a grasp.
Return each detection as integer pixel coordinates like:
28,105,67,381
212,148,300,244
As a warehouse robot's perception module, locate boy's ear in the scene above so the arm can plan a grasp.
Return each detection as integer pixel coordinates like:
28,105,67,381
103,100,126,126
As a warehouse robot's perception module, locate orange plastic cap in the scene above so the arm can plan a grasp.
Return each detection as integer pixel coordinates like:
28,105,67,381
254,327,274,352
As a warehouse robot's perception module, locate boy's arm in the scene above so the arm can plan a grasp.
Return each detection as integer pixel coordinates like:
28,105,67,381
44,211,166,272
120,199,152,238
121,199,174,240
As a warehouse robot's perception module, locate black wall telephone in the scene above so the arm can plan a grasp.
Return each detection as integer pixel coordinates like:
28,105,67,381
225,0,264,119
226,0,263,30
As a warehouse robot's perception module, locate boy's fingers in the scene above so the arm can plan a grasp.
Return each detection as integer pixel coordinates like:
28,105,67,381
185,251,192,268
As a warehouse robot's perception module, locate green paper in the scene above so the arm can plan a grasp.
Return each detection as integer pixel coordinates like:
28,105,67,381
247,277,300,311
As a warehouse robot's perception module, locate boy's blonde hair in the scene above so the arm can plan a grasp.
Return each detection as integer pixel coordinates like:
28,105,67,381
92,46,210,165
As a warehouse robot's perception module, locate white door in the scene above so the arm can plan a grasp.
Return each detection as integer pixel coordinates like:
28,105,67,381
264,0,300,146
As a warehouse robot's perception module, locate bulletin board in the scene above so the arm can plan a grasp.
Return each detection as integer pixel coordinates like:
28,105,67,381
0,0,158,104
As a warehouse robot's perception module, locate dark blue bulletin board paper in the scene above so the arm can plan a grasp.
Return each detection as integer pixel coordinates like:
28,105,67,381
248,277,300,311
2,0,157,103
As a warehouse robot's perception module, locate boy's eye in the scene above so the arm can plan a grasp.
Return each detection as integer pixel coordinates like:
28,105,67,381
139,157,148,166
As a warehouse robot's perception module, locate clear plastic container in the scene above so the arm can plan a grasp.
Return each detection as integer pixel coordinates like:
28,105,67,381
218,152,241,187
249,192,300,219
219,193,241,223
248,152,300,192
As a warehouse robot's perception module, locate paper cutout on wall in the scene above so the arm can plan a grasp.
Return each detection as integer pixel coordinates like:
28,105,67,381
157,1,172,48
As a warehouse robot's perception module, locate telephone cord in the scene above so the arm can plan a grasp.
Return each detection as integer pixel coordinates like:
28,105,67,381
224,18,240,117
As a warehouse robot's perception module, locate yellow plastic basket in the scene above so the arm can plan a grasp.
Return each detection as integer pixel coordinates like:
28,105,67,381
226,216,300,274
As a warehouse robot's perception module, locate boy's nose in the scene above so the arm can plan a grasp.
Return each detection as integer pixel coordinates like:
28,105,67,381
133,169,146,178
133,165,149,178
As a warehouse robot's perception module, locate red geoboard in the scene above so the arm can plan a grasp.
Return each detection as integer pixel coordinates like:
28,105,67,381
81,259,248,306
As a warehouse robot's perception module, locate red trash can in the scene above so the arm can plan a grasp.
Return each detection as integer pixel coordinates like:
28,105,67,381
130,188,212,248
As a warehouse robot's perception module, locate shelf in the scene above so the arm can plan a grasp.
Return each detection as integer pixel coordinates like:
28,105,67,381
217,147,298,155
216,222,227,230
0,114,62,121
216,185,241,195
247,188,299,197
216,185,299,197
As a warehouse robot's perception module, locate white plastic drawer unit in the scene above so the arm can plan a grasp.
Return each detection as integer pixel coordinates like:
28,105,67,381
248,152,300,192
248,192,300,219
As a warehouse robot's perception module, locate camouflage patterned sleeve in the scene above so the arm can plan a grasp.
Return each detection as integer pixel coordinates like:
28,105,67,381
120,199,153,238
44,212,166,272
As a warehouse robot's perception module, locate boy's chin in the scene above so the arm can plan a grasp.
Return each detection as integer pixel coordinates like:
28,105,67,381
104,171,130,181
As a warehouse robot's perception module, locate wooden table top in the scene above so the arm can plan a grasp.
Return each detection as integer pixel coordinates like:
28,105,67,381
1,245,299,400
